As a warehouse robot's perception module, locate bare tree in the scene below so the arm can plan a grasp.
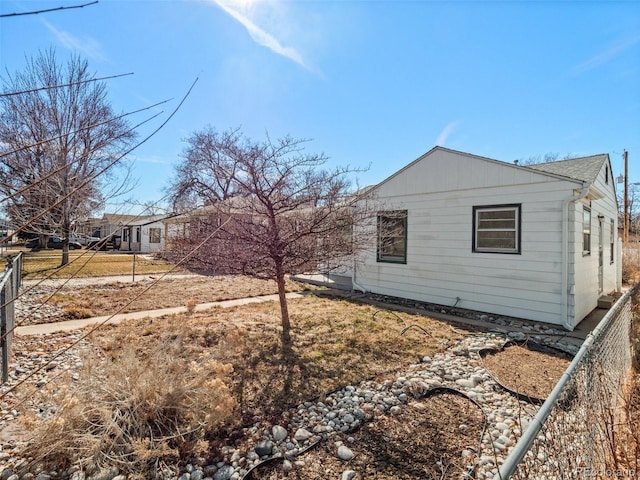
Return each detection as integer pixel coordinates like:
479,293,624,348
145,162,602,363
0,50,136,265
514,152,576,166
168,128,372,351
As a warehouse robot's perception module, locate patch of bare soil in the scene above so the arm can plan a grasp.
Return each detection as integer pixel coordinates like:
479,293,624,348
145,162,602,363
48,276,308,319
481,343,572,400
252,393,484,480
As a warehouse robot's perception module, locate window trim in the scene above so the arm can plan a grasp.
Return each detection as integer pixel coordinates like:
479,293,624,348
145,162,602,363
610,219,615,264
149,227,161,244
583,206,591,256
472,204,521,254
376,210,408,264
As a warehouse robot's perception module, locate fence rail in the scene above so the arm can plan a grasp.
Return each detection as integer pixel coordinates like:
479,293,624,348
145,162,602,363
0,252,22,384
495,284,639,479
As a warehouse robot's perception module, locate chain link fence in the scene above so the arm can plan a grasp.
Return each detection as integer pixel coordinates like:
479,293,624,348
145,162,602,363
495,284,639,479
0,252,22,384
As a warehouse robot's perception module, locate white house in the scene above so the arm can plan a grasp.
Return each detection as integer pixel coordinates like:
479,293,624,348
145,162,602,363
120,214,174,253
353,147,620,331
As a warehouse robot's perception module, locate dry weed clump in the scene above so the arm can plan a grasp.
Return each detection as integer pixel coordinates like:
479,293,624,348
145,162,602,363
19,342,235,478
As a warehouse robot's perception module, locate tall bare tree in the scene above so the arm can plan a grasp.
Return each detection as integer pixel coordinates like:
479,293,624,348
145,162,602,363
0,50,136,265
168,128,372,351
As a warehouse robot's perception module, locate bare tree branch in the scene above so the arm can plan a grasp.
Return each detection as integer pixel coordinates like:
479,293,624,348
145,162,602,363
165,128,374,352
2,75,198,247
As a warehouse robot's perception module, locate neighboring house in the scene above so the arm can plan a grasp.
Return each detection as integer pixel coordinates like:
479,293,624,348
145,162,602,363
163,206,216,247
99,214,141,239
353,146,620,331
74,217,102,238
120,214,175,253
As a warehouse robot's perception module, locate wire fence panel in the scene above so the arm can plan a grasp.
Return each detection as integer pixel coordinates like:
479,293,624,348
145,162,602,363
0,252,22,384
495,285,639,480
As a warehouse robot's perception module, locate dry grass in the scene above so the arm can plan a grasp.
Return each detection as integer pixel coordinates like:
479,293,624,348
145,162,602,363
20,250,179,279
623,242,640,285
49,276,309,317
18,293,468,478
87,294,468,425
20,342,236,478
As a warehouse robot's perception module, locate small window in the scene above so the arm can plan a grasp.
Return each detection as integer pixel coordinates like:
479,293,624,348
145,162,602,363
135,227,141,243
149,227,161,244
583,207,591,255
377,210,407,263
605,165,609,184
122,229,129,242
473,204,521,254
610,219,615,264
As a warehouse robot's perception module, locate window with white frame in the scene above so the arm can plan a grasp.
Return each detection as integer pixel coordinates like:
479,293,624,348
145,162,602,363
473,204,521,254
377,210,408,263
610,219,615,264
583,206,591,255
149,227,161,244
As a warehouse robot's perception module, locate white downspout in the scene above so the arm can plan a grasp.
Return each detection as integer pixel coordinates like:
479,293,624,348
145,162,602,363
352,258,367,294
561,185,590,330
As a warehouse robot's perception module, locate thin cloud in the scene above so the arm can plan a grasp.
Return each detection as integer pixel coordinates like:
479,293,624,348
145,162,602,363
436,121,460,146
574,34,640,73
42,19,107,62
211,0,312,72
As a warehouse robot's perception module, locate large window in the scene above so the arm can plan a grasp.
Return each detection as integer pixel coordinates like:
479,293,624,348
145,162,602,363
377,210,407,263
473,204,521,254
149,227,161,244
583,206,591,255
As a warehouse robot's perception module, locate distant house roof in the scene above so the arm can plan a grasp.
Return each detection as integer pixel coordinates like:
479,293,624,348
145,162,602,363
524,154,608,184
125,213,176,227
102,214,142,224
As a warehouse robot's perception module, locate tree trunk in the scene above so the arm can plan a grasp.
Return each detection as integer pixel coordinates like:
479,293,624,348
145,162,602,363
61,238,69,267
275,261,292,352
60,203,70,267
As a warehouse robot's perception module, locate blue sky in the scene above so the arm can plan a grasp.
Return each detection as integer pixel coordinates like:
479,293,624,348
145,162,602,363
1,0,639,214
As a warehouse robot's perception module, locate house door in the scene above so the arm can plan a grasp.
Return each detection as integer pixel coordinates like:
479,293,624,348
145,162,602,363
598,217,604,293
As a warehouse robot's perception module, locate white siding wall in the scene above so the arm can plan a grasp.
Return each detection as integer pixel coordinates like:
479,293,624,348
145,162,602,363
571,162,619,324
356,150,586,326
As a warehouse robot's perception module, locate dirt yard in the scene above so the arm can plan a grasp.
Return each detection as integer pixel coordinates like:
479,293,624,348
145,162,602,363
6,275,576,479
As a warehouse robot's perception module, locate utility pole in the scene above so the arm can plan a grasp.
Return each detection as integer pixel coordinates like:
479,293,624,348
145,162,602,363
624,149,629,243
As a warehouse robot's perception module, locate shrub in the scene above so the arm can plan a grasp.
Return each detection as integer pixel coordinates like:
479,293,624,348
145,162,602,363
19,340,235,478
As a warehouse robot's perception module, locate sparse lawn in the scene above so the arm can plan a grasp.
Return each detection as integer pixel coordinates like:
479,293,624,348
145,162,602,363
17,249,180,279
19,293,471,478
87,294,468,425
48,276,310,318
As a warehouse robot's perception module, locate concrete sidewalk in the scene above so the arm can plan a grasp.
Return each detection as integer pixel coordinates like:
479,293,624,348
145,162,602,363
16,292,305,336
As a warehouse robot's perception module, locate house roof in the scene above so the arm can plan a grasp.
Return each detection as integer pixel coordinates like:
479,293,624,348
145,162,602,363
373,146,594,193
524,154,609,184
102,213,143,224
125,213,175,227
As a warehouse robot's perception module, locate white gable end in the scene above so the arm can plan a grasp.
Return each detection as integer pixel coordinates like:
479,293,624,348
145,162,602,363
375,148,580,198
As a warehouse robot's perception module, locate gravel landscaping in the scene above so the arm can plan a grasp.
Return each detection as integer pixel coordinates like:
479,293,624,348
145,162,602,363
0,276,578,480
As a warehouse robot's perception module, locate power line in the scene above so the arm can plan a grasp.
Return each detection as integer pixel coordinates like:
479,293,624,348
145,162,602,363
0,97,170,159
0,72,133,98
4,77,198,244
0,1,98,18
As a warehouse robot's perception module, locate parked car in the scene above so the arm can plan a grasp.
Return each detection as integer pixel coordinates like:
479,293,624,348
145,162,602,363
25,237,82,250
69,235,100,246
87,235,120,251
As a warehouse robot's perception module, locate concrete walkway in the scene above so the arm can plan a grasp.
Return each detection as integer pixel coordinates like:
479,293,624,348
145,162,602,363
16,283,611,352
16,292,305,336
